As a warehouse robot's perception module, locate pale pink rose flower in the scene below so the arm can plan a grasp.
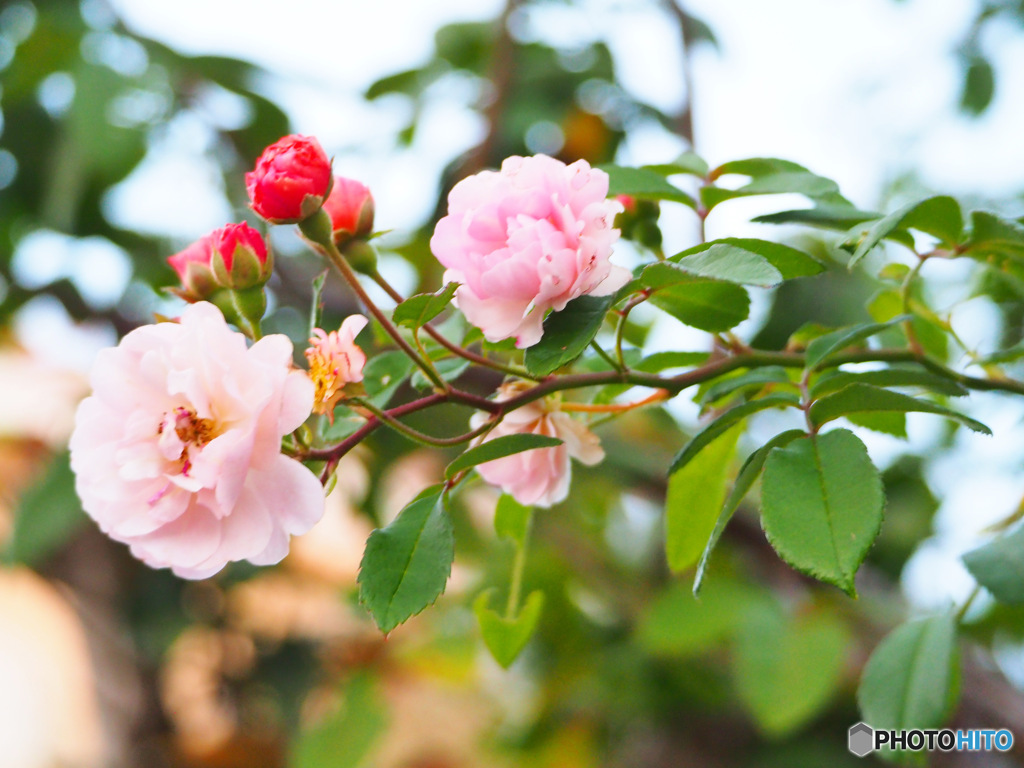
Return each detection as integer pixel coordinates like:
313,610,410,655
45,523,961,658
469,382,604,508
430,154,629,348
305,314,368,420
69,302,324,579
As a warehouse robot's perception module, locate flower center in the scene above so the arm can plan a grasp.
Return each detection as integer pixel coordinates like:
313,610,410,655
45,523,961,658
173,407,215,446
157,406,216,461
306,348,353,419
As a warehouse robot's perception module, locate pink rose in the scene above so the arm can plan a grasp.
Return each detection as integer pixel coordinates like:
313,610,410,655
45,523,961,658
305,315,369,420
168,223,272,299
69,302,324,579
430,154,629,348
246,134,333,224
323,176,375,245
469,382,604,507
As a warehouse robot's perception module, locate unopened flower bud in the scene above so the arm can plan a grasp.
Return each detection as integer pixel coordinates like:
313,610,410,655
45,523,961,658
167,234,217,300
323,176,375,245
210,222,272,290
616,194,637,213
246,134,333,224
168,223,271,301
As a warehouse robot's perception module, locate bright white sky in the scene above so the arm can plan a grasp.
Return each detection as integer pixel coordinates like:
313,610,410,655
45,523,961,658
21,0,1024,617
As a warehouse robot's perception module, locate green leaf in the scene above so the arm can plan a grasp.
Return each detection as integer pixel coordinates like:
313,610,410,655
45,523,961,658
669,394,800,475
733,606,851,737
652,254,780,289
644,275,751,333
291,673,387,768
858,612,961,757
524,294,613,376
962,210,1024,262
474,588,545,668
753,205,883,230
665,424,741,573
810,368,968,399
670,238,825,287
362,350,414,408
846,411,908,439
598,164,696,208
643,151,709,178
978,340,1024,365
703,158,847,211
760,429,884,595
7,452,87,566
846,197,964,268
636,577,762,657
961,56,995,116
446,434,563,479
714,157,816,177
700,366,794,406
693,430,806,594
633,351,709,372
392,282,460,329
963,522,1024,604
494,493,531,547
358,488,454,633
804,317,908,369
867,289,949,361
809,383,991,435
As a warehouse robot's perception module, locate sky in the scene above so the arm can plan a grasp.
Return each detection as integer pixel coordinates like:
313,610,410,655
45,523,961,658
16,0,1024,621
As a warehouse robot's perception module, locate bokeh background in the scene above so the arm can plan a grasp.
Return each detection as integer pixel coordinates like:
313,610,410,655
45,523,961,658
3,0,1024,766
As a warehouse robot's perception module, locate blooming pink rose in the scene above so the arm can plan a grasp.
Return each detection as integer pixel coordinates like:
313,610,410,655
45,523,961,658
430,154,629,348
69,302,324,579
305,315,369,420
469,382,604,507
246,134,333,224
168,223,272,299
323,176,375,244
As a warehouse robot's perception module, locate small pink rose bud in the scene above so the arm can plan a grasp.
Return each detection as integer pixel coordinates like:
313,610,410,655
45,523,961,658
323,176,375,245
167,234,217,300
616,194,637,212
305,315,369,421
246,134,333,224
168,224,272,301
210,222,272,290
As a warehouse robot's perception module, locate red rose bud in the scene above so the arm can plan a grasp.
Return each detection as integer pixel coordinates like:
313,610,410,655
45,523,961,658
168,234,217,300
211,222,272,290
323,176,375,245
246,134,333,224
616,194,637,213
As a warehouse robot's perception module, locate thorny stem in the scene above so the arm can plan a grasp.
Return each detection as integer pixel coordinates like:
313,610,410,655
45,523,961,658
560,389,669,414
366,266,542,381
901,256,928,355
351,396,496,448
305,221,449,392
798,368,818,435
298,345,1024,467
589,340,623,372
615,291,649,368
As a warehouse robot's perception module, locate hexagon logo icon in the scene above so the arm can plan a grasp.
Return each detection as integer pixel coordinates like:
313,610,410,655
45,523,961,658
848,722,874,757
